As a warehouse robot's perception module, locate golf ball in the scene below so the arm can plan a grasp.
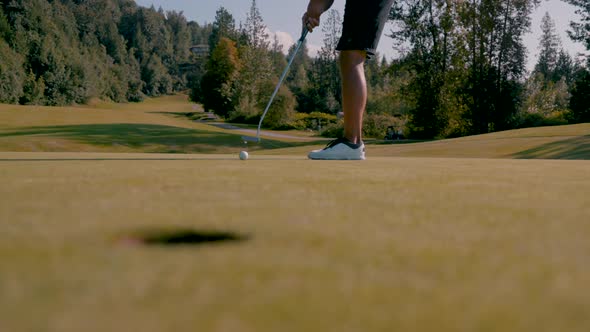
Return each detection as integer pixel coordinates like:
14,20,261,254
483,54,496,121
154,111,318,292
239,151,249,160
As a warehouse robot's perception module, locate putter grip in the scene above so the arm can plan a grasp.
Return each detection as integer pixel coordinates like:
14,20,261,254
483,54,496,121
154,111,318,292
300,26,308,42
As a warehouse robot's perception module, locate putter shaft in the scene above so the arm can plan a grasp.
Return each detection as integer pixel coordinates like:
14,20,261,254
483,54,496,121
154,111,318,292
250,29,308,143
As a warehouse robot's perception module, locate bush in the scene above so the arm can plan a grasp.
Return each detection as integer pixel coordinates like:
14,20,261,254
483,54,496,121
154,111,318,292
363,113,406,139
260,84,297,129
303,112,338,130
20,71,45,105
318,113,409,139
228,83,297,129
284,111,339,132
320,120,344,138
289,112,309,130
568,69,590,123
513,112,569,128
228,95,260,124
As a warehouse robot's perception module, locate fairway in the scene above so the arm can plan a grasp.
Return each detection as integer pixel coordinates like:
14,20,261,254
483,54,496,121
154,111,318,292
1,152,589,332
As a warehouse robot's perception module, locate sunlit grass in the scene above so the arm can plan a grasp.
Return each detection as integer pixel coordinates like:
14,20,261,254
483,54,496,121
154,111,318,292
0,95,324,154
1,95,589,331
1,154,589,332
1,94,589,159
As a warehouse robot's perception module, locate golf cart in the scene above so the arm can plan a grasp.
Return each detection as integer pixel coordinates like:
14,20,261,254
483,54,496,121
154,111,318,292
384,125,404,140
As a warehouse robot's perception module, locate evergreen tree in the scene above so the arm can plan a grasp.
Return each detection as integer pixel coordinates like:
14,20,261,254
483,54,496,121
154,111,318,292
141,53,172,96
553,49,577,85
564,0,590,57
21,70,45,105
301,9,342,115
208,7,237,52
188,21,212,45
554,49,577,84
286,40,311,112
569,68,590,123
244,0,269,49
0,38,25,103
0,4,11,41
166,10,191,90
390,0,456,138
534,12,560,81
0,0,211,105
389,0,540,137
229,0,275,122
453,0,540,134
269,35,288,74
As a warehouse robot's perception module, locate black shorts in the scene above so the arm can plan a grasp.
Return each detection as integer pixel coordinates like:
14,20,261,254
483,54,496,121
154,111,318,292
336,0,395,59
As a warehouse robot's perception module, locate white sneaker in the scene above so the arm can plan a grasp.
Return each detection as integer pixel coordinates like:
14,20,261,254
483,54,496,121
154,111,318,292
308,138,366,160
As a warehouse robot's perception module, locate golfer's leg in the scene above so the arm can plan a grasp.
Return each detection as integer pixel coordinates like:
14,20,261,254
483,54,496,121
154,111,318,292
340,50,367,145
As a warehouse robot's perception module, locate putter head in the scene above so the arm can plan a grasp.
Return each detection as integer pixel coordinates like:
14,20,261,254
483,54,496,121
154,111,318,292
242,135,260,144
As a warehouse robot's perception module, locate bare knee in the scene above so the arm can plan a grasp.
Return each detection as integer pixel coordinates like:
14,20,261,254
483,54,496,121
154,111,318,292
339,50,366,70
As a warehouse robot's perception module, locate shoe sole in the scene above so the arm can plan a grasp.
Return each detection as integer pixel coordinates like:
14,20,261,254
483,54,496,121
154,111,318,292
308,156,366,160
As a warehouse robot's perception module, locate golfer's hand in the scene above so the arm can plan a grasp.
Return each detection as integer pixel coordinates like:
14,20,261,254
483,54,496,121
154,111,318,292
303,0,334,32
302,11,320,32
303,0,331,32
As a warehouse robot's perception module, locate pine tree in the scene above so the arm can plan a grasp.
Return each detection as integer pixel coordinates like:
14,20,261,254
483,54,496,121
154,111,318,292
286,40,311,98
269,35,287,76
390,0,457,138
534,12,560,81
569,68,590,123
244,0,269,49
229,0,274,122
564,0,590,58
0,4,11,41
301,9,342,115
208,7,237,52
0,0,208,105
554,49,576,84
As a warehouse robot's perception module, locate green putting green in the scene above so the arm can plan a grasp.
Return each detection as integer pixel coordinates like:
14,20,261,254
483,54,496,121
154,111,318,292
1,153,589,332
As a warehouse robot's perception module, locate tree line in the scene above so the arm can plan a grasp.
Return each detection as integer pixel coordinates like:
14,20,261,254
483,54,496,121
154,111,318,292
194,2,405,138
0,0,211,105
0,0,588,139
197,0,590,139
389,0,589,137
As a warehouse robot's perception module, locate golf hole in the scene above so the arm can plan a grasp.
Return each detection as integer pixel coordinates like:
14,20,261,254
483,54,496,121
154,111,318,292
118,229,249,247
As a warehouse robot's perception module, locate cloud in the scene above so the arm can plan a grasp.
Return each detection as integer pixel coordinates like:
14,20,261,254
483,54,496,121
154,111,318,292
265,28,321,58
274,31,295,54
264,28,294,54
306,43,321,58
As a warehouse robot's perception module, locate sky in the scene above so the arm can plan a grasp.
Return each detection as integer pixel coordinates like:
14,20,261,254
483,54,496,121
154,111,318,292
135,0,586,71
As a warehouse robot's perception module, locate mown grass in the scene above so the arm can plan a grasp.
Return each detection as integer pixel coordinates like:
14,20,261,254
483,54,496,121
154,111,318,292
2,94,589,159
1,154,589,332
369,124,590,160
1,96,589,331
0,95,324,154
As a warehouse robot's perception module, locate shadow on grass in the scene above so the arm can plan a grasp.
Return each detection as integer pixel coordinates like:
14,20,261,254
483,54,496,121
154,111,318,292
149,111,217,121
367,139,432,145
512,135,590,160
119,229,249,247
0,123,324,152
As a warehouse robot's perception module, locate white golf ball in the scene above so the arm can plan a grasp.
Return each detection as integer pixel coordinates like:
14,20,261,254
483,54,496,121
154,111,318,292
239,151,249,160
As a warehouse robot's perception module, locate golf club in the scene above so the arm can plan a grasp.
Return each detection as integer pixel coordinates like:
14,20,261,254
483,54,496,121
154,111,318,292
242,27,309,144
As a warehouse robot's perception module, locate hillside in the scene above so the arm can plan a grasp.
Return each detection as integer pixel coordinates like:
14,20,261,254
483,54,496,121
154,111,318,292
369,124,590,159
0,95,589,159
